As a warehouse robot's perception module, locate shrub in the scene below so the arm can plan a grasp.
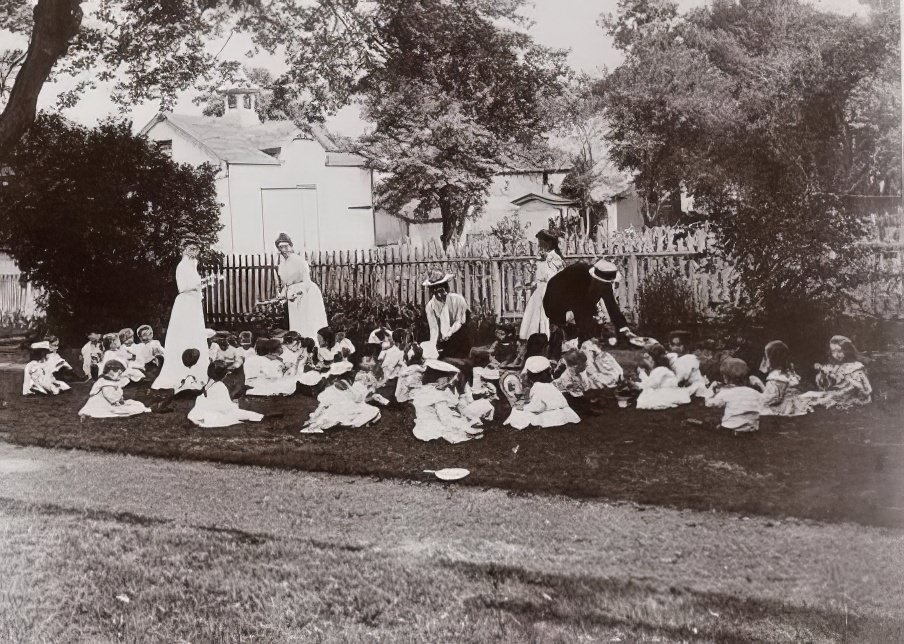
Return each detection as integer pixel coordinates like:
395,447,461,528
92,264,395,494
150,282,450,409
0,114,222,344
635,268,702,339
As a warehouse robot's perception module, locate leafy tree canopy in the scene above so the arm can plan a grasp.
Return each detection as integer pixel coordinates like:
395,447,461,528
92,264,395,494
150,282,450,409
0,113,222,341
600,0,900,339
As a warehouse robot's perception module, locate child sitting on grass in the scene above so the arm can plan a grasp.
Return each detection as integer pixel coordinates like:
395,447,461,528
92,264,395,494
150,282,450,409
666,330,709,398
635,343,692,410
188,360,263,428
133,325,165,375
488,323,520,368
153,349,207,413
706,358,762,434
302,351,386,433
244,338,297,397
580,338,624,390
553,349,605,417
459,352,499,424
79,360,150,418
803,335,872,410
395,344,426,404
411,360,483,443
44,336,80,383
238,331,255,359
314,326,355,368
81,332,104,380
505,356,581,430
23,341,71,396
380,329,407,382
100,333,144,383
758,340,812,417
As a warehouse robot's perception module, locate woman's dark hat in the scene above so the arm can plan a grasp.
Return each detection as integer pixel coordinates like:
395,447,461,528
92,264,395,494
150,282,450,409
536,229,559,245
274,233,293,248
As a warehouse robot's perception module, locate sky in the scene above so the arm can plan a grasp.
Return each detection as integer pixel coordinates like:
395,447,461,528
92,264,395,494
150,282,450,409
34,0,872,136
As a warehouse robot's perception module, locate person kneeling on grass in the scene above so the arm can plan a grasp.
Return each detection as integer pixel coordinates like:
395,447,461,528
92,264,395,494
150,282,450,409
705,358,763,434
23,341,71,396
505,356,580,430
79,360,151,418
301,352,387,433
188,360,263,428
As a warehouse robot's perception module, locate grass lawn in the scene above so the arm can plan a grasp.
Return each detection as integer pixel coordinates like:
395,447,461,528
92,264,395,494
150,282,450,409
2,349,903,529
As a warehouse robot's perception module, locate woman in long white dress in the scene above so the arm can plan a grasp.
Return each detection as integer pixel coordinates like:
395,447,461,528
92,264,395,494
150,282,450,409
519,229,565,341
152,240,210,390
275,233,328,341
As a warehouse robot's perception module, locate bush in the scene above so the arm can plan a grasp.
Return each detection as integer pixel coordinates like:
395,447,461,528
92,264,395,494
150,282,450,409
0,114,222,344
635,268,702,339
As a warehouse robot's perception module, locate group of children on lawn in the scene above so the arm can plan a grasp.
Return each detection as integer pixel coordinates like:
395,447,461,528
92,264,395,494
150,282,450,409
22,315,873,440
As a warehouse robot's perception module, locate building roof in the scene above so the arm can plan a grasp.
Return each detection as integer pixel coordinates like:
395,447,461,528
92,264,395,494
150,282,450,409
511,193,576,207
139,114,363,166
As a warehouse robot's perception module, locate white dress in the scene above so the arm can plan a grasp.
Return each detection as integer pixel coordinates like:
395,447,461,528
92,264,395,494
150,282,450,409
302,374,381,433
22,360,70,395
152,257,209,390
519,251,565,340
278,253,328,340
635,367,692,410
244,354,297,396
412,386,483,444
188,381,263,428
100,349,145,383
395,364,426,403
668,353,710,398
581,340,624,389
78,377,150,417
505,382,581,429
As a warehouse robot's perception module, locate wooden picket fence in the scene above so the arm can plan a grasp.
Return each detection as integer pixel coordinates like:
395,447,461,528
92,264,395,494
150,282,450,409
202,227,739,326
0,273,40,318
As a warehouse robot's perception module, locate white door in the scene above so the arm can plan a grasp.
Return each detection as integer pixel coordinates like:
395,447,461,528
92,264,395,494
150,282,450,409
260,187,319,252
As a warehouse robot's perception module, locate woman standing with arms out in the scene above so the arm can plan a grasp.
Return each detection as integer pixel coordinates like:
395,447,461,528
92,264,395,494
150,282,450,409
519,229,565,341
275,233,328,341
152,239,211,391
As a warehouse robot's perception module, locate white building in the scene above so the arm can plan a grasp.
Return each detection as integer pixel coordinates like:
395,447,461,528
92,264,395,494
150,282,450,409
140,86,376,254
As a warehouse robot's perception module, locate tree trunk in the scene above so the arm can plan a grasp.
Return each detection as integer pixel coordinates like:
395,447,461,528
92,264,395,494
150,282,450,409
0,0,83,160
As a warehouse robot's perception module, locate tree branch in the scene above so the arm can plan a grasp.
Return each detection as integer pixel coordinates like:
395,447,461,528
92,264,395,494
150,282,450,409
0,0,83,160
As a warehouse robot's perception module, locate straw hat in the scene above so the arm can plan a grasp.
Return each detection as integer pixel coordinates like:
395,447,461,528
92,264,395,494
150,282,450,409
525,356,552,374
422,269,454,288
424,359,460,373
30,341,50,350
588,259,622,283
328,361,353,376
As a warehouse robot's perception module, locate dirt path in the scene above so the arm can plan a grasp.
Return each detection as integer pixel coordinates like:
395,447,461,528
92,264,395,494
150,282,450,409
2,443,903,627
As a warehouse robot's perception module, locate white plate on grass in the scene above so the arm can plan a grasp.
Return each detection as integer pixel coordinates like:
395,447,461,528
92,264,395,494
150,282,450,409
424,468,470,481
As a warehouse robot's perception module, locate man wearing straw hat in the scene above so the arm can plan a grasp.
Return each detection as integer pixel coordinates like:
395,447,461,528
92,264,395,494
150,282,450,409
543,258,637,350
423,269,472,359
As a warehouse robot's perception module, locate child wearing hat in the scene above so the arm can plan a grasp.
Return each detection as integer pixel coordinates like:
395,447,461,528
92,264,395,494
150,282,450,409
706,358,763,433
23,341,71,396
79,359,150,418
99,333,145,383
411,359,483,443
81,332,104,380
505,356,581,430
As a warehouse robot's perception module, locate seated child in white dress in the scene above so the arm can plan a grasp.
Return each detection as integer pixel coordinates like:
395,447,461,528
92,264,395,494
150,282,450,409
79,360,150,418
758,340,812,417
133,325,165,374
100,332,145,383
395,344,427,404
705,358,762,433
802,335,872,410
506,356,581,430
412,360,483,443
81,332,104,380
244,338,297,396
188,361,263,428
314,326,355,370
153,349,207,413
238,331,255,360
459,351,499,423
302,353,386,433
666,330,709,398
43,335,80,383
209,332,243,371
23,341,71,395
380,329,407,382
553,349,606,417
635,343,692,410
580,338,624,390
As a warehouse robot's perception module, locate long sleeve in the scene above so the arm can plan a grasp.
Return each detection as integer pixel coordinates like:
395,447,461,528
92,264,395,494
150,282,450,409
598,282,628,331
522,386,549,413
847,368,872,397
176,259,202,294
442,294,469,337
761,380,786,407
706,390,726,408
426,298,440,343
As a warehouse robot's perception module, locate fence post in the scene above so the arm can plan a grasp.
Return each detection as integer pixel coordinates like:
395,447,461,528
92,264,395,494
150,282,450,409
491,259,503,318
627,252,639,315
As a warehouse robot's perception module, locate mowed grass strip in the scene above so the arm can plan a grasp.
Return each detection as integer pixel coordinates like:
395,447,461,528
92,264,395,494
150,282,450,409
1,351,904,528
2,503,902,644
